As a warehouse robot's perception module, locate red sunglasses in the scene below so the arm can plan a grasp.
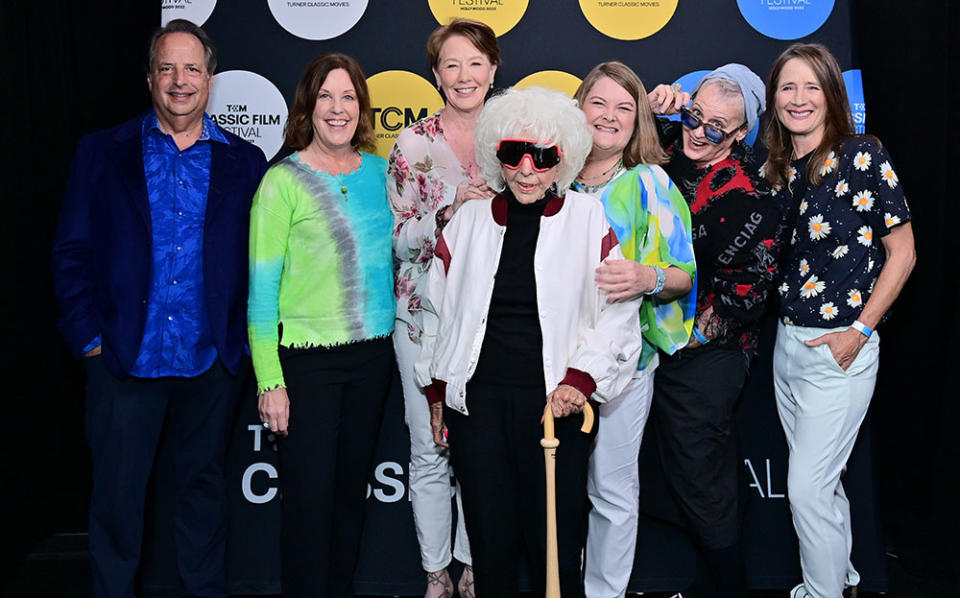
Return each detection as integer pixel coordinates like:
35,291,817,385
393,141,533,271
495,139,563,172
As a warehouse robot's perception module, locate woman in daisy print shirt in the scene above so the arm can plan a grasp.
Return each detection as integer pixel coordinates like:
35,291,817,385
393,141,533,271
763,43,915,598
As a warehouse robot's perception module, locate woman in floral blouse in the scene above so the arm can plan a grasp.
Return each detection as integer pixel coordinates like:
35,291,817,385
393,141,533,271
386,18,500,598
763,43,915,598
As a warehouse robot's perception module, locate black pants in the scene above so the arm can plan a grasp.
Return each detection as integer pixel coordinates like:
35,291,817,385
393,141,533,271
275,338,392,598
653,345,749,597
84,357,241,598
446,381,595,598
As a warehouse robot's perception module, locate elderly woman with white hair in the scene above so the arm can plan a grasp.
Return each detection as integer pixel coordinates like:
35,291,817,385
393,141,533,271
415,86,643,598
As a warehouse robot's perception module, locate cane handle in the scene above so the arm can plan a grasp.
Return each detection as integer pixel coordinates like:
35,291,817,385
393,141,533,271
580,402,594,434
541,401,594,439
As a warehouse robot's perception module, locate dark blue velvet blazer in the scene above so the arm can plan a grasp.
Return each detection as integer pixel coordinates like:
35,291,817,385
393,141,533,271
52,113,267,377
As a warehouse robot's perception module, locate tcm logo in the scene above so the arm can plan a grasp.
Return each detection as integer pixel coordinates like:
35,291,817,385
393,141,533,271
373,106,431,133
367,71,445,158
209,70,287,159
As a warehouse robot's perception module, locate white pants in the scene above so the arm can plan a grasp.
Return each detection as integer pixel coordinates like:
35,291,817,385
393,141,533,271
394,328,471,572
774,322,879,598
584,366,656,598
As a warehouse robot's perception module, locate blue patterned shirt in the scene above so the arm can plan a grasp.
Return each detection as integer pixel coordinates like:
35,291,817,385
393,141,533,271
124,111,228,377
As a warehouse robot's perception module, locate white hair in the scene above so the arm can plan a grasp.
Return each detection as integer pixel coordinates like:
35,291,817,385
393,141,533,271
475,86,593,196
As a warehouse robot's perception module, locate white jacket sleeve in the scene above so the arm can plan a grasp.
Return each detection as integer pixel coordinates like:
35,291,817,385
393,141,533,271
567,242,644,403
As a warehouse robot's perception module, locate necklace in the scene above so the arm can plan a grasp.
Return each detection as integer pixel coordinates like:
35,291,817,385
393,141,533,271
577,157,623,182
296,149,359,201
573,158,624,194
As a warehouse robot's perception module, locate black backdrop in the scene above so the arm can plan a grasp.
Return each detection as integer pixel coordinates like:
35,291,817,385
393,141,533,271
1,0,956,595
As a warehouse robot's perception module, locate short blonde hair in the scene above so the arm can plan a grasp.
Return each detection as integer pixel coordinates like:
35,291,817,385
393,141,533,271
475,86,593,196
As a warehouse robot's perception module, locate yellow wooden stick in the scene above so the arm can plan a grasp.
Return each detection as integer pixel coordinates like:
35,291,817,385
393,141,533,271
541,401,594,598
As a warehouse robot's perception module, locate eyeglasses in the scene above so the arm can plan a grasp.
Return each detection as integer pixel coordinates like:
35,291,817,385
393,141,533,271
495,139,563,172
679,107,744,144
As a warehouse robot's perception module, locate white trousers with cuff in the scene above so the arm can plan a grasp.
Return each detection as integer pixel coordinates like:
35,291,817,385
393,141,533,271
774,322,878,598
394,328,471,572
584,364,656,598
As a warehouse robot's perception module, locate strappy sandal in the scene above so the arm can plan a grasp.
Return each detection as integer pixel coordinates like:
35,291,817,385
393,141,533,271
425,569,454,598
457,565,475,598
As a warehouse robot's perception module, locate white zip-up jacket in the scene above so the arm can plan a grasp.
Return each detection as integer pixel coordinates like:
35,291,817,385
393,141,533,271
414,190,643,415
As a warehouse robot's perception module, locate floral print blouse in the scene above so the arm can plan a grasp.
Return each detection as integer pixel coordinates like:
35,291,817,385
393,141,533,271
387,112,472,342
775,137,911,327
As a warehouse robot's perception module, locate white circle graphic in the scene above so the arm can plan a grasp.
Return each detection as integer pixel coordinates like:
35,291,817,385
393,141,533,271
208,70,288,161
161,0,217,26
267,0,369,40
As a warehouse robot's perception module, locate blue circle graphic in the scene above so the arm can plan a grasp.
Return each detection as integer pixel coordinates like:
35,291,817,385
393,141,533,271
737,0,835,40
843,69,866,134
669,70,759,147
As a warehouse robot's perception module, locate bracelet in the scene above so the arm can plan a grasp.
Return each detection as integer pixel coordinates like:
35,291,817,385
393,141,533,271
435,205,452,232
850,320,873,338
646,265,666,296
691,326,710,345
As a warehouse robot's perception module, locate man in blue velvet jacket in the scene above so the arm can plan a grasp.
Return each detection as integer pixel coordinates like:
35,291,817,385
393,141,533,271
51,19,266,598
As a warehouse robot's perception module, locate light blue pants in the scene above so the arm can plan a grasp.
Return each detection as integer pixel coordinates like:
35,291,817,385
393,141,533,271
773,322,879,598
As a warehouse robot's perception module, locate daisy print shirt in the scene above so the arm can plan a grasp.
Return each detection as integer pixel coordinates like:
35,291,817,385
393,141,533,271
777,137,911,327
387,112,473,343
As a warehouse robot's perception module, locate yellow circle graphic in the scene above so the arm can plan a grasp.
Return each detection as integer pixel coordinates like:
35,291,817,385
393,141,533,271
579,0,679,40
428,0,529,37
367,70,445,159
514,70,583,98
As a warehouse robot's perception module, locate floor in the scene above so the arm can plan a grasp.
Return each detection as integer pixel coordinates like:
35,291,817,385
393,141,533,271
2,533,956,597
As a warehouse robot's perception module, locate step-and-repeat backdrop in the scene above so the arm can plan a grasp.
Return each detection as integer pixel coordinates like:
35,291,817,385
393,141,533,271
144,0,881,594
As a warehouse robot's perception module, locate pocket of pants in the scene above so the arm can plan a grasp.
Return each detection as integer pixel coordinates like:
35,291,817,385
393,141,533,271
842,334,878,378
816,342,850,376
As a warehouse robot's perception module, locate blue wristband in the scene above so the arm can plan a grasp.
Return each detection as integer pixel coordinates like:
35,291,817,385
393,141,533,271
691,326,709,344
646,265,666,296
850,320,873,338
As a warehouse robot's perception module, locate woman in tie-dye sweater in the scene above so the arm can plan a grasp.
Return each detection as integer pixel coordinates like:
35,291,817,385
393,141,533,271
247,54,395,596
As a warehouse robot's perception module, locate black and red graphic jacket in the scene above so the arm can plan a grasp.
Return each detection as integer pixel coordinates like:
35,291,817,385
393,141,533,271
661,120,782,356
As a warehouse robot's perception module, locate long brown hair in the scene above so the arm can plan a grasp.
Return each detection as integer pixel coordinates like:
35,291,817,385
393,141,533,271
762,43,855,188
574,61,668,168
283,53,375,152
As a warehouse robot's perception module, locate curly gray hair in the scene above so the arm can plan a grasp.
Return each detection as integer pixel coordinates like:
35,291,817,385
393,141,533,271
475,86,592,196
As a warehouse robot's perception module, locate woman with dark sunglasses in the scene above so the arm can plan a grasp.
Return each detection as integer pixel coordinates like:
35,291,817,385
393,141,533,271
416,85,644,598
386,18,500,597
644,64,783,597
570,62,697,598
762,44,914,598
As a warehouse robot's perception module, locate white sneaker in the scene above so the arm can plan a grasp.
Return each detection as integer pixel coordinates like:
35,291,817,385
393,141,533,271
789,584,812,598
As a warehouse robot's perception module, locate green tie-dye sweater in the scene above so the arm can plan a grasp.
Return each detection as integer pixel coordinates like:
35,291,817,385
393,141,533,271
248,152,396,393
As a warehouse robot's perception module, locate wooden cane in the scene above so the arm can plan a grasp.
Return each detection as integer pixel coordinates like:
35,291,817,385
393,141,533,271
541,401,595,598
